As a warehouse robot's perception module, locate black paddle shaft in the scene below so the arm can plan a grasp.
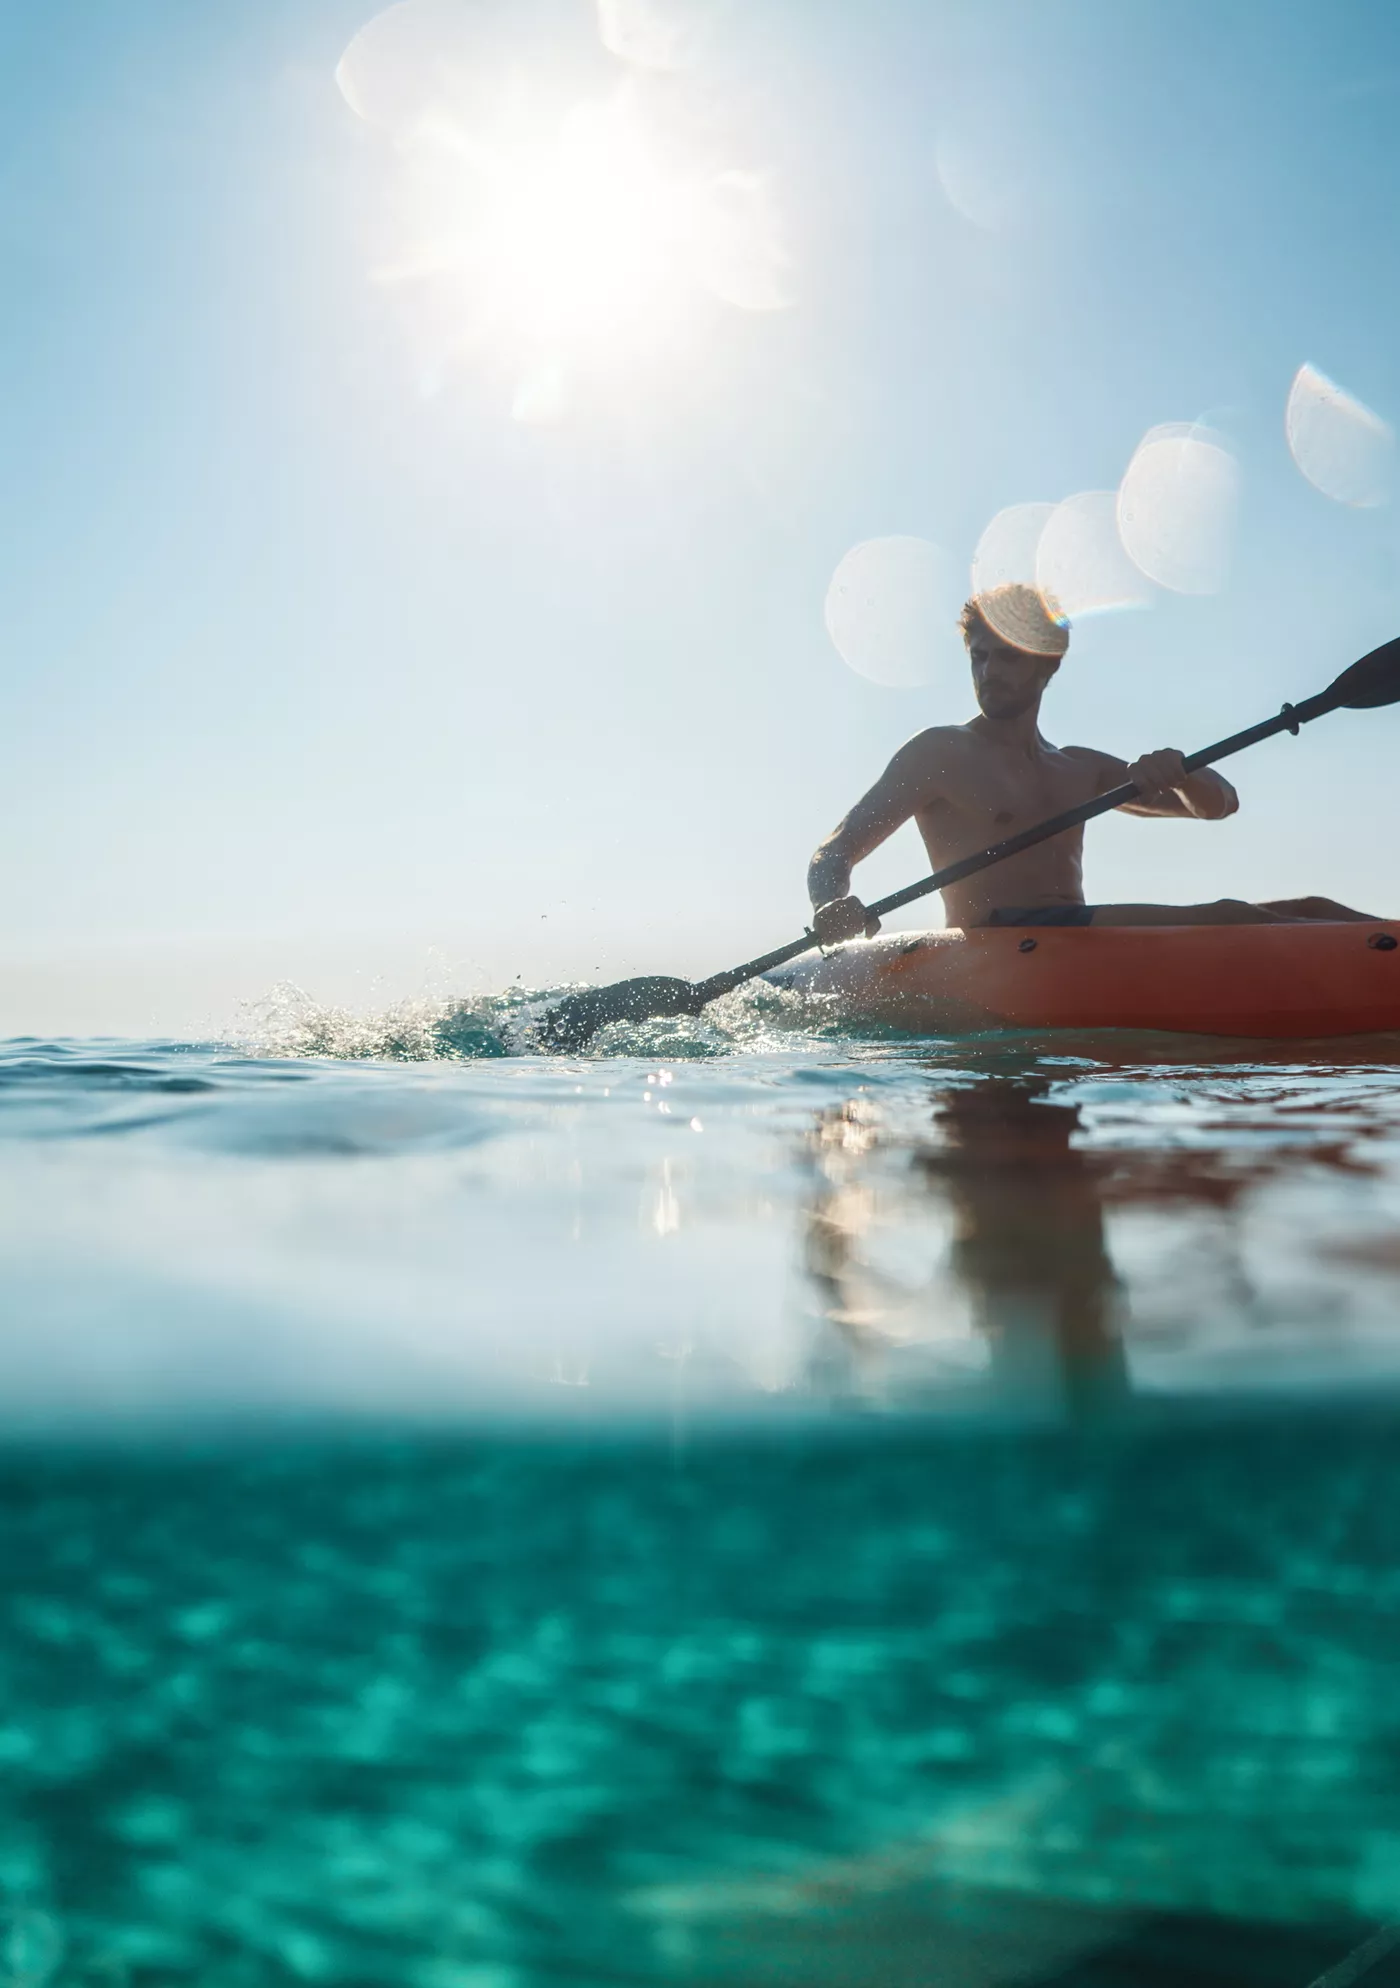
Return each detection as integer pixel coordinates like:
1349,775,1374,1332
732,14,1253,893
538,635,1400,1046
688,685,1347,1005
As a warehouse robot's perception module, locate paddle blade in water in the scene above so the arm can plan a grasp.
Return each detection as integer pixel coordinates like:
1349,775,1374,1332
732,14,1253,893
539,975,703,1052
1323,635,1400,711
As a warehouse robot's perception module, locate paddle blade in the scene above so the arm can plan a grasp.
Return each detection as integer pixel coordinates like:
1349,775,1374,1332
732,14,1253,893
1323,635,1400,711
538,975,703,1052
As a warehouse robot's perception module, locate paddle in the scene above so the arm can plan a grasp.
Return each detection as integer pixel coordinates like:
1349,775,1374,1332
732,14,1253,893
538,636,1400,1051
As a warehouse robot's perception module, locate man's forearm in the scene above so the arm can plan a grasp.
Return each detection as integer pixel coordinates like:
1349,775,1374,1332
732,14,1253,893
1126,750,1239,820
807,842,853,908
1177,769,1238,820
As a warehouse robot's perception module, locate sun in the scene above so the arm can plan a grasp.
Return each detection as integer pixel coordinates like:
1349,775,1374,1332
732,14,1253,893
337,7,790,417
475,99,687,345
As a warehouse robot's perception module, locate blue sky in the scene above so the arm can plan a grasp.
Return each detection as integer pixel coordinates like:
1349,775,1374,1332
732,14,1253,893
4,0,1400,1032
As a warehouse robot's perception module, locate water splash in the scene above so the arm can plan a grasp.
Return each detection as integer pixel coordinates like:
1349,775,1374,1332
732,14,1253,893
235,977,857,1063
235,980,514,1062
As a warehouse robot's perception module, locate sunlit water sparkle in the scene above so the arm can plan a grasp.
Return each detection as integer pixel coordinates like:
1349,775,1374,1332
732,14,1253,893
4,1005,1400,1983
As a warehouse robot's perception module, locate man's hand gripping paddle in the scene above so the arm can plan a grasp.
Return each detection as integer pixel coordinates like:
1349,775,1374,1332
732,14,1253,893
539,637,1400,1052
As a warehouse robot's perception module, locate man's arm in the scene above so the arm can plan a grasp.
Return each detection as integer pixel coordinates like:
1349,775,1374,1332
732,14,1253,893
1065,746,1238,821
807,732,947,945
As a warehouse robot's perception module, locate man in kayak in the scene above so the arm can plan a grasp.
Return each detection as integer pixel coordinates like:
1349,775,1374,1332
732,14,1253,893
808,583,1373,944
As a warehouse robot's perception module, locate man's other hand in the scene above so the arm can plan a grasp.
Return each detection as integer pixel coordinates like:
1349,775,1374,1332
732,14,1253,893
1126,747,1189,802
811,896,881,947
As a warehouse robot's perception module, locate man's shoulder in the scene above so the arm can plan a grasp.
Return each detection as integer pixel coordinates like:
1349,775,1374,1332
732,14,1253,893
895,723,974,759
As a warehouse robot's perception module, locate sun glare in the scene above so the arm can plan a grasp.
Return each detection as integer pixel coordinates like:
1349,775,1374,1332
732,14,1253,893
338,5,790,417
470,100,689,345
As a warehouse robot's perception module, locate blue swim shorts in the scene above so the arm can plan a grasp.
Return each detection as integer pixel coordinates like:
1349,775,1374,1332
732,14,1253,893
985,904,1098,928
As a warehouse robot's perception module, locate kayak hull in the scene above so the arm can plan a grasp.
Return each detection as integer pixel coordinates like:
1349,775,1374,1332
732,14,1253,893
768,923,1400,1039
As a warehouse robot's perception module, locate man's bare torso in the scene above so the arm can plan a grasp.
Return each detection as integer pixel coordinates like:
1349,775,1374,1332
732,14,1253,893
897,723,1118,928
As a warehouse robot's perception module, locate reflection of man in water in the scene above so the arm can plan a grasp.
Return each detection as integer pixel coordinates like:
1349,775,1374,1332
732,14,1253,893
806,1076,1130,1418
919,1081,1130,1418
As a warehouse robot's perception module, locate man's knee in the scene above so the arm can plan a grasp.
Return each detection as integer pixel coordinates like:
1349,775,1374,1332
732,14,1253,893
1293,894,1368,920
1258,895,1371,921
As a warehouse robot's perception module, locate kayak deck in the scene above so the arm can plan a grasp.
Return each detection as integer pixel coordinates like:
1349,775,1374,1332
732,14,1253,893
768,922,1400,1039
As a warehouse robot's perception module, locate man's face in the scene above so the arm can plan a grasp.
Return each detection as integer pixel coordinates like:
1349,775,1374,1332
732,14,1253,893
967,624,1059,720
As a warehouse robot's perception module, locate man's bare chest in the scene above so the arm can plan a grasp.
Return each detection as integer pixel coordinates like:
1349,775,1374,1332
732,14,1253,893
920,749,1102,839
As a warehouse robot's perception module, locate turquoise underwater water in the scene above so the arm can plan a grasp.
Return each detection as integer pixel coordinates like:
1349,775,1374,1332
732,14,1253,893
4,990,1400,1985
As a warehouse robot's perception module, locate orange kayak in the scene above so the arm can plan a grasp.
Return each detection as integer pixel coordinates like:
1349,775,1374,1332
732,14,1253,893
770,922,1400,1039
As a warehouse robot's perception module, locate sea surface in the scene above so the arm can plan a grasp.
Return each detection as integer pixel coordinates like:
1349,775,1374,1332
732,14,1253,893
3,987,1400,1987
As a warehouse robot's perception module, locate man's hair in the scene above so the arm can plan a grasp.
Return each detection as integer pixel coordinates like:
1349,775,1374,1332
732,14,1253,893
960,584,1069,659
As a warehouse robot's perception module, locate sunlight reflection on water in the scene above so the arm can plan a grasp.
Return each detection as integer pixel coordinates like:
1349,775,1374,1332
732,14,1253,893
4,1023,1400,1426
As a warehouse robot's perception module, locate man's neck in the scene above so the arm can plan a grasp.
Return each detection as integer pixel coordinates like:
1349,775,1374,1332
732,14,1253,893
966,706,1048,757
